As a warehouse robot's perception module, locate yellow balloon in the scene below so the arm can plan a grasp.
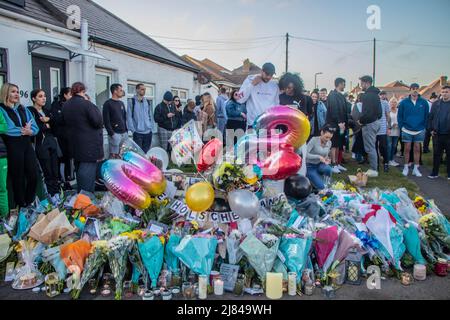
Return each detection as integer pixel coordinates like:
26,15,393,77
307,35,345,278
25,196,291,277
185,182,215,212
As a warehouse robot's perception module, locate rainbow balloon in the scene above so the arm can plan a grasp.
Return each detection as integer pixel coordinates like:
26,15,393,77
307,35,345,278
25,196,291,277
101,152,166,210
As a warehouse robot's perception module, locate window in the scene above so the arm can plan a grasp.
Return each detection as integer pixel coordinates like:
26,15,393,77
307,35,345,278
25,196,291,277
50,67,61,101
127,81,157,130
171,88,189,105
0,48,8,88
95,69,112,108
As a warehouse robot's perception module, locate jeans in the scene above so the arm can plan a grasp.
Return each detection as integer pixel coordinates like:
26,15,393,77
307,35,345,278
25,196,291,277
133,132,153,154
306,163,332,190
362,121,381,171
432,134,450,177
76,162,98,193
387,136,399,162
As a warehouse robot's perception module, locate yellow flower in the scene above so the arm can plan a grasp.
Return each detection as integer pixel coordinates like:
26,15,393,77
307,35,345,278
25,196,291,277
191,221,199,230
79,217,86,224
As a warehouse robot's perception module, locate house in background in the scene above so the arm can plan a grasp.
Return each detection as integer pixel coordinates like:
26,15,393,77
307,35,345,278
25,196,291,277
181,56,262,100
420,76,449,99
378,80,411,100
0,0,201,151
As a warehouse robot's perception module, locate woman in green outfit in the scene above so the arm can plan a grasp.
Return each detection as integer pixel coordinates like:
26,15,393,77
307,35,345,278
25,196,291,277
0,111,8,217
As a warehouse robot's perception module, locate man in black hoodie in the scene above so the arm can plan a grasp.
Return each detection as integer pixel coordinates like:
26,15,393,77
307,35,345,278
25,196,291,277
154,91,182,152
358,75,382,177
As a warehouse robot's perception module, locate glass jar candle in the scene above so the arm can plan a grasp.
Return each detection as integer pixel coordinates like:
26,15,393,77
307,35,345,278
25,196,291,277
288,272,297,296
304,280,314,296
401,272,413,286
198,275,208,300
162,291,172,301
233,275,245,297
123,281,133,298
213,278,224,296
171,271,182,287
435,259,448,277
88,279,97,295
182,282,195,300
413,264,426,281
142,290,154,300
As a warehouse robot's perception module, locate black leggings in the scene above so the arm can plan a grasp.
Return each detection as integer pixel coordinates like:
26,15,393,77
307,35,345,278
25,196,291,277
37,149,60,196
376,134,388,165
58,135,73,180
6,137,38,207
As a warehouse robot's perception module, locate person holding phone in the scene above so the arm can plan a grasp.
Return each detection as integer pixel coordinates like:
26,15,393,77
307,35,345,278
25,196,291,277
0,83,39,208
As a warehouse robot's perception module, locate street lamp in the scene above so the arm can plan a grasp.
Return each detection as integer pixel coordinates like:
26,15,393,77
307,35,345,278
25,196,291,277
314,72,323,90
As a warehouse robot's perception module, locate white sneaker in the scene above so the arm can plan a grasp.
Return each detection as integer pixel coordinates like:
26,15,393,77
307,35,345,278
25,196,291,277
389,161,399,167
366,169,379,178
402,166,410,177
352,153,356,160
331,166,341,174
337,165,347,172
412,167,422,177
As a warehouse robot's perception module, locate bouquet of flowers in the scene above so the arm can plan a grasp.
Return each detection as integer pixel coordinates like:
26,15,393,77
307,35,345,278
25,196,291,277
128,240,147,288
174,234,218,276
240,228,280,280
419,213,450,250
138,234,165,288
414,196,429,214
226,229,244,265
279,233,312,282
213,163,248,192
107,236,133,300
71,241,108,299
41,245,67,280
164,229,182,273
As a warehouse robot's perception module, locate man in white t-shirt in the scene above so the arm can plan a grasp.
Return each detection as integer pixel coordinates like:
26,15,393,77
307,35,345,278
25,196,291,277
237,62,280,127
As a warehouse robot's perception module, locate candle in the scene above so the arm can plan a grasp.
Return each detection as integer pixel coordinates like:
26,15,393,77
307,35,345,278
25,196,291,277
214,279,224,296
266,273,283,300
413,264,426,281
401,272,413,286
288,272,297,296
198,275,208,300
435,259,448,277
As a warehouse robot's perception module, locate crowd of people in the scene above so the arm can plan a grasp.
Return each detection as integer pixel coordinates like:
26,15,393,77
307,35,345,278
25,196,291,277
0,61,448,216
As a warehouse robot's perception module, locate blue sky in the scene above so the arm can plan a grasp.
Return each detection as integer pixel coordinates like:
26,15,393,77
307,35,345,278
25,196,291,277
94,0,450,90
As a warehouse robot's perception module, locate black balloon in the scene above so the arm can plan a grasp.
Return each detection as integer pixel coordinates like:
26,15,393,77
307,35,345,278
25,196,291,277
211,198,231,212
284,175,312,200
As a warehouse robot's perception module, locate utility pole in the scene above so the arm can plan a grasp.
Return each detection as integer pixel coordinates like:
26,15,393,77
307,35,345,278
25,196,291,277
285,33,289,73
373,38,376,86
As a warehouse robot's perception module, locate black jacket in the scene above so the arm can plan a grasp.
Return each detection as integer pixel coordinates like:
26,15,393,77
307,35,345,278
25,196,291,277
62,95,104,162
182,107,197,126
102,99,127,136
28,107,58,160
360,86,382,125
279,93,313,116
49,99,66,138
428,99,450,134
326,89,348,126
154,101,182,131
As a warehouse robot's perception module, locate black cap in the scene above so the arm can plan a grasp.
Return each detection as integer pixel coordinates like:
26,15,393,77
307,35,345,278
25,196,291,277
359,75,373,84
410,83,420,90
379,91,387,95
262,63,276,76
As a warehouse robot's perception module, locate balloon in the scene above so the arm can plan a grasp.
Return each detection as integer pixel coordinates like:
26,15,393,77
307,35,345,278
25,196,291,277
254,106,311,149
228,190,261,219
101,151,166,210
119,138,146,158
101,160,151,210
260,144,302,180
197,138,223,172
147,147,170,171
284,175,312,200
185,182,215,212
122,152,167,196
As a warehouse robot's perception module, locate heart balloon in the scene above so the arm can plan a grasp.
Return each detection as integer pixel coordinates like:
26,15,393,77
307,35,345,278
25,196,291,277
260,144,302,181
197,138,223,172
185,182,215,212
284,175,312,200
228,190,261,219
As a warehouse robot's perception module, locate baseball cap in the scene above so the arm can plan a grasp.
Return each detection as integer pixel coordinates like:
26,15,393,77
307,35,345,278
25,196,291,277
410,83,420,90
262,63,276,76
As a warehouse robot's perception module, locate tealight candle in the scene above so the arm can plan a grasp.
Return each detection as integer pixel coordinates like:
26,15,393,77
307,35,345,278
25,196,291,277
413,264,426,281
266,273,283,300
214,279,224,296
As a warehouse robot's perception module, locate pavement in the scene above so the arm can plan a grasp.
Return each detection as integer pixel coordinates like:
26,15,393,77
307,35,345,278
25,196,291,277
1,273,449,301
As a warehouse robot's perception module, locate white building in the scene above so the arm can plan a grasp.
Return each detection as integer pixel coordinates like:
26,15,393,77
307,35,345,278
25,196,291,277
0,0,201,150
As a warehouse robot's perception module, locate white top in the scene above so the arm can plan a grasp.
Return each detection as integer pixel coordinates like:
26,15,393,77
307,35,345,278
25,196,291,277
389,110,400,137
237,75,280,125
